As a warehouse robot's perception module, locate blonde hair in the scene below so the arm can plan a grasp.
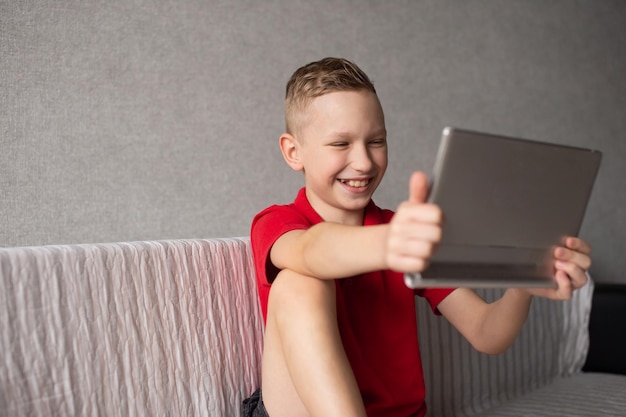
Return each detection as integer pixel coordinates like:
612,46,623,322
284,57,377,135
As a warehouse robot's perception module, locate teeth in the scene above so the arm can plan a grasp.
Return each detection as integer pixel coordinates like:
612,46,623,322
342,179,369,187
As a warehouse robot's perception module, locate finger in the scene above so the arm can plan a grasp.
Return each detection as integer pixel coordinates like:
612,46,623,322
555,261,589,289
553,270,574,300
408,171,429,204
554,247,592,271
401,223,442,243
569,268,589,289
394,239,437,259
394,203,443,226
388,253,429,273
564,237,592,255
387,226,441,259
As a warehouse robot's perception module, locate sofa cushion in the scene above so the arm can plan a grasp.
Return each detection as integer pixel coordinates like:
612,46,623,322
472,372,626,416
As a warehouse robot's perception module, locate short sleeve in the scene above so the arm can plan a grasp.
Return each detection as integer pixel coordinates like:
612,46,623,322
250,204,311,285
416,287,456,314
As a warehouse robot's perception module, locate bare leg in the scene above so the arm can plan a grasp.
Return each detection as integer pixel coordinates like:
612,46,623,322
261,270,366,417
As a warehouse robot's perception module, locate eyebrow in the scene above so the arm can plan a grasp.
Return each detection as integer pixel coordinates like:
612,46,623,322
330,128,387,139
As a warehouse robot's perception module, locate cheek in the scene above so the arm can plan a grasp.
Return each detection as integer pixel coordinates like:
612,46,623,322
374,149,388,169
306,154,340,179
319,152,347,170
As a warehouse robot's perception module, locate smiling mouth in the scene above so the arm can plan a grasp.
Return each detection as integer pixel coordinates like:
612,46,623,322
339,179,370,188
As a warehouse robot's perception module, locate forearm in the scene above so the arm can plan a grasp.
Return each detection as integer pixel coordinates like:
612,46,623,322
440,288,533,355
475,289,533,354
297,222,389,279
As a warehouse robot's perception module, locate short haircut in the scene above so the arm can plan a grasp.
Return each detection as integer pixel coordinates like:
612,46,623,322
284,57,377,135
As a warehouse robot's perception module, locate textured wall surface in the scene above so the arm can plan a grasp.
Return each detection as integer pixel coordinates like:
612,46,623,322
1,1,625,282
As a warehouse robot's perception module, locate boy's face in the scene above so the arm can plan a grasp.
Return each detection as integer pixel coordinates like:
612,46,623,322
288,90,388,225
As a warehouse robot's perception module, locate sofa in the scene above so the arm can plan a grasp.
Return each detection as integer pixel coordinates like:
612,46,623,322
1,237,624,416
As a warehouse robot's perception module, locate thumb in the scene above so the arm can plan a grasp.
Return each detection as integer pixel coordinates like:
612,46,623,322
408,171,429,204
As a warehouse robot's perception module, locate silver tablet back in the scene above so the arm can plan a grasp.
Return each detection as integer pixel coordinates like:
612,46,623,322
405,127,602,289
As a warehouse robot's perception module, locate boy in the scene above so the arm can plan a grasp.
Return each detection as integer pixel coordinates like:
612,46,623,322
242,57,591,417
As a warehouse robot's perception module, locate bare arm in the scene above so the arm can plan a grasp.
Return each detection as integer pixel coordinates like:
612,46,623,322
271,172,443,279
438,287,533,355
271,223,389,279
438,237,592,355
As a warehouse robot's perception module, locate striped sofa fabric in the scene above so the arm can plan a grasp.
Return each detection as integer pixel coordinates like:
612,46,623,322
417,280,626,416
2,238,624,416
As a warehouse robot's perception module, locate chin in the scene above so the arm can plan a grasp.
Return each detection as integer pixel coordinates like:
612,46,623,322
339,195,372,211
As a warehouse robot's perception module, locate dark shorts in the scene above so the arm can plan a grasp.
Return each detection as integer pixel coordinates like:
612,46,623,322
241,388,270,417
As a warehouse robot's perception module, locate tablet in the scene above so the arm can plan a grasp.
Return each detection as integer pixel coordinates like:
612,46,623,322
404,127,602,289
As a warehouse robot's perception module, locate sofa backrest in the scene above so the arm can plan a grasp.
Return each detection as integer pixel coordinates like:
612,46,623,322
0,238,264,417
0,238,593,417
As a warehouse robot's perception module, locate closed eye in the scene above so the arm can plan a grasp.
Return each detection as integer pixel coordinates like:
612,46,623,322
369,138,387,147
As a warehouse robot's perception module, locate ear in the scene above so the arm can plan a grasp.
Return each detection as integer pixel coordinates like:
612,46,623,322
279,133,304,172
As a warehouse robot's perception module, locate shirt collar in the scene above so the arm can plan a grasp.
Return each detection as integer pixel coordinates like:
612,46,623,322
293,187,383,227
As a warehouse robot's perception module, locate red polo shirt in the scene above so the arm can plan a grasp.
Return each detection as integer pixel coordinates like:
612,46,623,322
251,188,454,417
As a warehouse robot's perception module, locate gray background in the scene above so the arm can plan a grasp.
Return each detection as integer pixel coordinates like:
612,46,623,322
1,1,624,283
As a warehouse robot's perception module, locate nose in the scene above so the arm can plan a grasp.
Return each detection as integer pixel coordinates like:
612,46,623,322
350,143,374,173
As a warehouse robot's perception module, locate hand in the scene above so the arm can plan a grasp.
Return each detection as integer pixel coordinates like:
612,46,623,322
386,171,443,273
525,237,592,300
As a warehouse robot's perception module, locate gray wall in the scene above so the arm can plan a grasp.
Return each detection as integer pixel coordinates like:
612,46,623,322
2,1,625,283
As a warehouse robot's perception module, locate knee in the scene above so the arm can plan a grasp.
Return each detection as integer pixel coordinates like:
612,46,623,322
268,270,336,319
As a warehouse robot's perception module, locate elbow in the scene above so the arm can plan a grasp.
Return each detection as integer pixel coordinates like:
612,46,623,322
471,339,514,356
468,317,520,355
476,346,509,356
